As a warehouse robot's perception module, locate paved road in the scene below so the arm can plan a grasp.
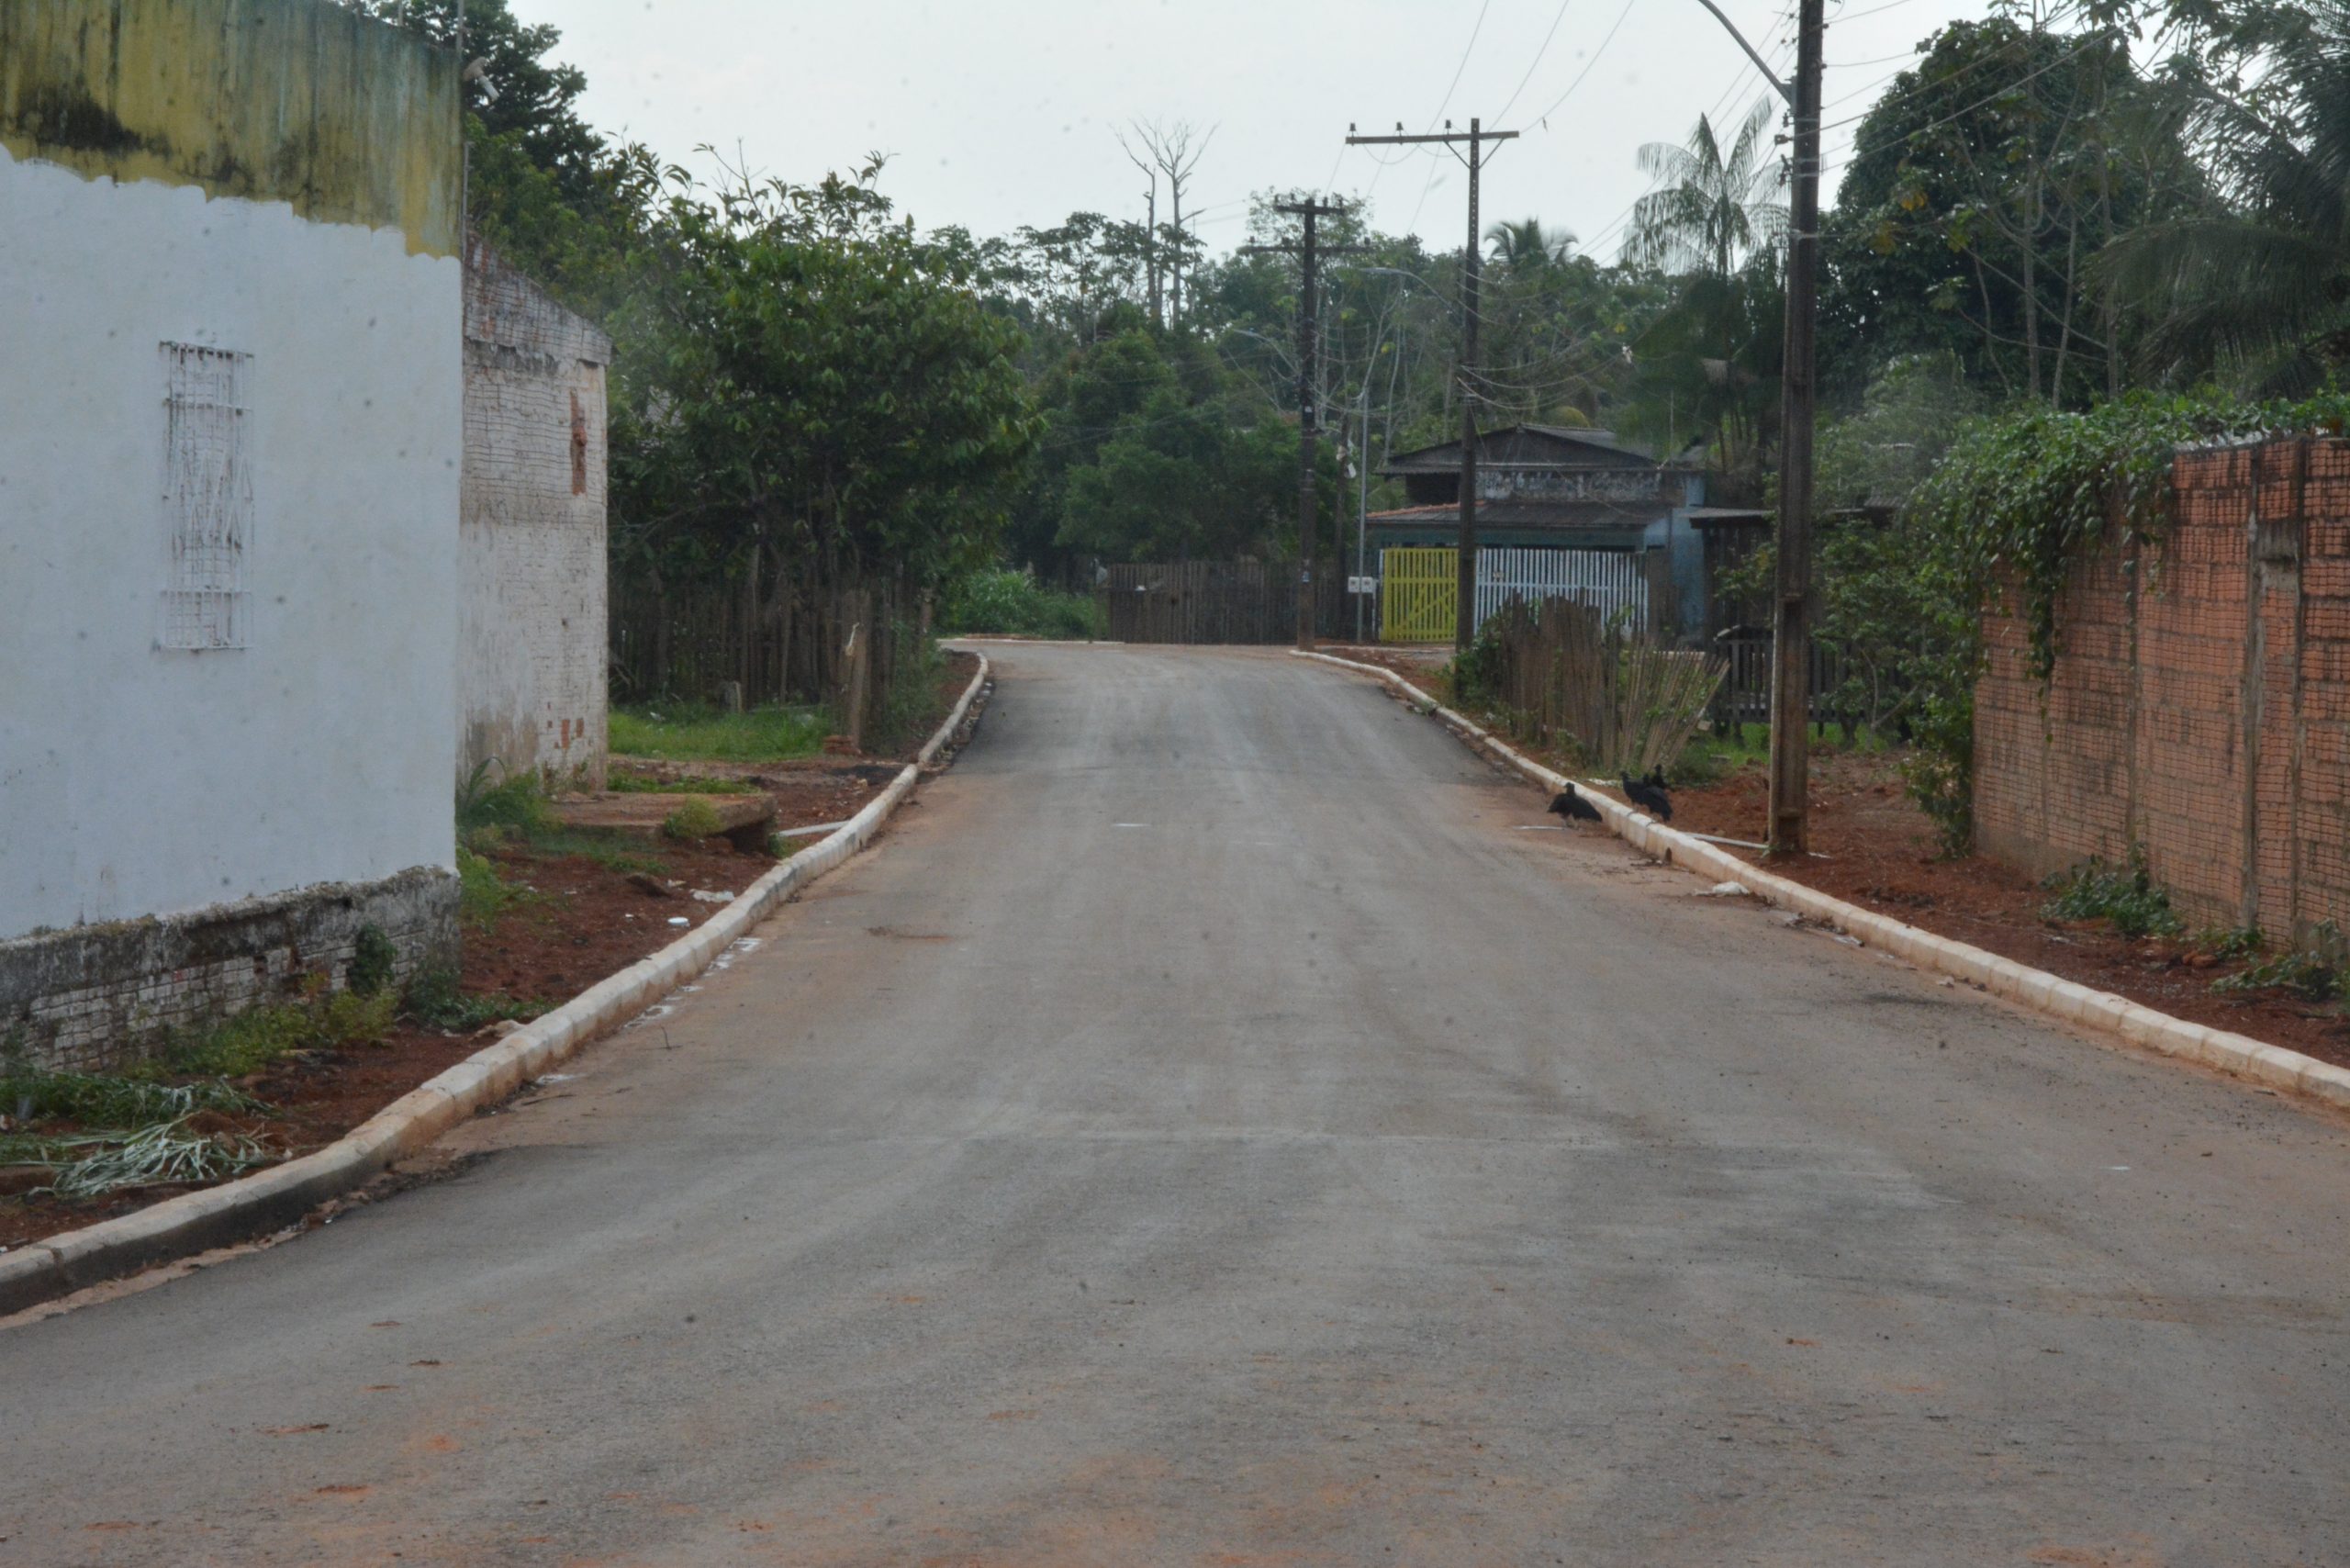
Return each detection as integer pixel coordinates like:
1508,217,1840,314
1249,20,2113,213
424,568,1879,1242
7,644,2349,1566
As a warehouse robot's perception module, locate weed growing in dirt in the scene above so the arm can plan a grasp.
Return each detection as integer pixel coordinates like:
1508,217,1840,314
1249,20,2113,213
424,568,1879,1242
458,762,560,838
2212,950,2339,1002
661,798,727,841
611,704,829,762
2040,851,2183,939
458,846,526,928
403,966,546,1032
159,984,397,1079
607,771,755,795
2194,925,2267,962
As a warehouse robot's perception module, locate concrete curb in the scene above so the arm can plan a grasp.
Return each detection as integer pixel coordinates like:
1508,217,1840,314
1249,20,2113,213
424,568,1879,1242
1294,648,2350,1115
0,657,993,1316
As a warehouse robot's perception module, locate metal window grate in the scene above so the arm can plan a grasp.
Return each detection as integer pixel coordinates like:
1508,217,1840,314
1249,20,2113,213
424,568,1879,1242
160,342,251,649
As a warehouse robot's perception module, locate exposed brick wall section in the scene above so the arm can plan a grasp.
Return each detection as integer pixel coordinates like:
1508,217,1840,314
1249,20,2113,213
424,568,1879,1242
0,869,459,1073
1975,436,2350,947
460,235,613,789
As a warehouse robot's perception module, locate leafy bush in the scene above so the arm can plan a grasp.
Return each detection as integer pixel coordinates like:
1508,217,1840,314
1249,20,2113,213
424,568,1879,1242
938,567,1103,640
661,798,726,840
2212,950,2338,1002
158,983,399,1080
2040,851,2183,939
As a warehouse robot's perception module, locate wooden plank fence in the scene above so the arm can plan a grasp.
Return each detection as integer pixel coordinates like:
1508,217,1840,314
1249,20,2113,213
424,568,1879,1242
1708,632,1853,734
1104,562,1348,644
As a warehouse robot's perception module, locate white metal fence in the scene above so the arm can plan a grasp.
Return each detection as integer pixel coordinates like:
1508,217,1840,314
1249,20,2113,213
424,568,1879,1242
1474,546,1648,633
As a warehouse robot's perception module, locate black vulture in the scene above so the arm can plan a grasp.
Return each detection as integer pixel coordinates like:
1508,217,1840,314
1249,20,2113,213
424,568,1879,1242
1621,770,1673,820
1550,789,1601,823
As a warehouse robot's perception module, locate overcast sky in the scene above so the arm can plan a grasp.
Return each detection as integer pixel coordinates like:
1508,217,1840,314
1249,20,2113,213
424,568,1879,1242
560,0,1992,261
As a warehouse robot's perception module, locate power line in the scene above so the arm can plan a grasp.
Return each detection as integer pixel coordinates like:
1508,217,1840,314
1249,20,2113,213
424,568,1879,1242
1495,0,1576,125
1525,0,1639,129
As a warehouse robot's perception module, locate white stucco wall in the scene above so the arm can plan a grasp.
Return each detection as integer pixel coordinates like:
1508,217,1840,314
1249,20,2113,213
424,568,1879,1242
0,148,461,937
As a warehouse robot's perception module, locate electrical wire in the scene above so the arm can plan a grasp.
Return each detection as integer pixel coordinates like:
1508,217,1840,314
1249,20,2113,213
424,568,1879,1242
1524,0,1639,130
1495,0,1577,125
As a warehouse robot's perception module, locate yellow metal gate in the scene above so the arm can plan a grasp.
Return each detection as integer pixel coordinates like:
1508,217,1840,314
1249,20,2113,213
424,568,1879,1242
1381,547,1456,643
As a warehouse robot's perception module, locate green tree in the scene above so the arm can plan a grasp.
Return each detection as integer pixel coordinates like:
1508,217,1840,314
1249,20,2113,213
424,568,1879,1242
1625,101,1786,282
2104,0,2350,390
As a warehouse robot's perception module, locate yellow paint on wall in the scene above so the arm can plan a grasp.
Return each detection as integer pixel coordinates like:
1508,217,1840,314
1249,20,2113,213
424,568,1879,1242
0,0,460,256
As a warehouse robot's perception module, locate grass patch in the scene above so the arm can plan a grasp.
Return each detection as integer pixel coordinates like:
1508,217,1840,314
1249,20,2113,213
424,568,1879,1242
2194,925,2267,962
611,704,830,763
661,798,727,841
2040,850,2184,940
607,771,755,795
457,763,560,838
458,845,527,929
155,985,398,1080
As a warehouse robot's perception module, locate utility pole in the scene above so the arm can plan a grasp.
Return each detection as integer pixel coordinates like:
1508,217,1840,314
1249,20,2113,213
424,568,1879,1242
1347,118,1516,653
1684,0,1822,856
1769,0,1824,856
1357,381,1371,644
1245,200,1363,649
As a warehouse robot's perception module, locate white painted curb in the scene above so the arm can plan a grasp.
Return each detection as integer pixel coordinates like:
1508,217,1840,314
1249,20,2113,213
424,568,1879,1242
0,657,993,1315
1295,648,2350,1115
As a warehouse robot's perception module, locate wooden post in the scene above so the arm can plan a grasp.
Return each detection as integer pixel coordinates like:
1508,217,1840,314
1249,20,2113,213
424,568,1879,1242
844,589,872,755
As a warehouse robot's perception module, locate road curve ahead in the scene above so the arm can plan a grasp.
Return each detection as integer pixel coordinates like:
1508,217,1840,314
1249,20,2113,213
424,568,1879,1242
6,644,2348,1566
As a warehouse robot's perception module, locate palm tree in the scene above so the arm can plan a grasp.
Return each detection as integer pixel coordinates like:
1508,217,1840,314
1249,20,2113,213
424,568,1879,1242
2102,0,2350,391
1623,100,1786,280
1484,218,1577,272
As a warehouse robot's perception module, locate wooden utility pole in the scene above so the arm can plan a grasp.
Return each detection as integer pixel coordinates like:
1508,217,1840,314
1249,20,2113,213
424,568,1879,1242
1346,118,1516,653
1244,202,1364,650
1768,0,1824,855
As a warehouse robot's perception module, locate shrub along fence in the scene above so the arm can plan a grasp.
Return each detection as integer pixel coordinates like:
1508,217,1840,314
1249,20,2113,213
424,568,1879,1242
1104,562,1348,644
609,566,926,747
1467,596,1727,775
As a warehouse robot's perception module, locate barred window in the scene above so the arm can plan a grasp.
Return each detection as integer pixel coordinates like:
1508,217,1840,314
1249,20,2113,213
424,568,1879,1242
160,342,251,650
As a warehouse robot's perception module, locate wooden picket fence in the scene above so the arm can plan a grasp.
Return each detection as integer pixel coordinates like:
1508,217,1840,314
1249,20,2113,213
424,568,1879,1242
1472,596,1726,773
1103,562,1348,644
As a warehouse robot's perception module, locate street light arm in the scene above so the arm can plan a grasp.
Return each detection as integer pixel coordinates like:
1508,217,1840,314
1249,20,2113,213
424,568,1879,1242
1689,0,1791,102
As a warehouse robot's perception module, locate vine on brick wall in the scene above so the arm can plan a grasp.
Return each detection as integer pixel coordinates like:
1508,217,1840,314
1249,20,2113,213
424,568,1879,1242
1911,389,2350,683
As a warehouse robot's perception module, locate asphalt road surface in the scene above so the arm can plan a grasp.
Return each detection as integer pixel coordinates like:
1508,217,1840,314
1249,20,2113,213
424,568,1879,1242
7,644,2349,1567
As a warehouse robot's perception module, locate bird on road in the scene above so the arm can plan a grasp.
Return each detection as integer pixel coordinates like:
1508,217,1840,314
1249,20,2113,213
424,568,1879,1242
1550,789,1601,824
1621,767,1673,821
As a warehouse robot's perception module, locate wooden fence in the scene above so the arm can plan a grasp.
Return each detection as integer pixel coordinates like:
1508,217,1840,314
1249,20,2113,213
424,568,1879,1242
1472,596,1725,773
1103,562,1348,644
1708,632,1855,735
609,567,920,741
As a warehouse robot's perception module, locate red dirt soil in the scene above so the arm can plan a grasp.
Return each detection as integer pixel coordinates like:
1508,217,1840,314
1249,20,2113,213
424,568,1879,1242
0,652,982,1252
1657,751,2350,1076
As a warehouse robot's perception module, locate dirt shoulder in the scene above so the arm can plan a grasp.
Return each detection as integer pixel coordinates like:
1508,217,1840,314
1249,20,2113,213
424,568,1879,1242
1651,752,2350,1075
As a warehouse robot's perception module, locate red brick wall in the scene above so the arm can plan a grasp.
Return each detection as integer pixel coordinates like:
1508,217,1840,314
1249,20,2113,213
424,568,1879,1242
1974,437,2350,946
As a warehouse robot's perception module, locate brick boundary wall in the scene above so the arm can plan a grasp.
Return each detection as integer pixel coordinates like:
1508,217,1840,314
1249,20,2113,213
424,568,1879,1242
1975,435,2350,947
0,869,458,1074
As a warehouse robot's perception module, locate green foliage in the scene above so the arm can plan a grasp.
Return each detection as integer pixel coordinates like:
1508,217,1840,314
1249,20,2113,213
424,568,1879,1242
2195,925,2268,961
605,771,756,795
1449,623,1506,707
457,846,524,930
155,983,398,1080
610,705,829,762
1910,387,2350,681
457,764,559,839
0,1071,264,1126
2212,950,2339,1002
2040,850,2184,939
660,799,727,841
938,567,1104,639
403,965,546,1033
348,924,398,998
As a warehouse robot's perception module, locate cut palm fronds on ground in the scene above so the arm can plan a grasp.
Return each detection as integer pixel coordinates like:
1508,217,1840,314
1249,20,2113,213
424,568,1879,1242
39,1116,274,1199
